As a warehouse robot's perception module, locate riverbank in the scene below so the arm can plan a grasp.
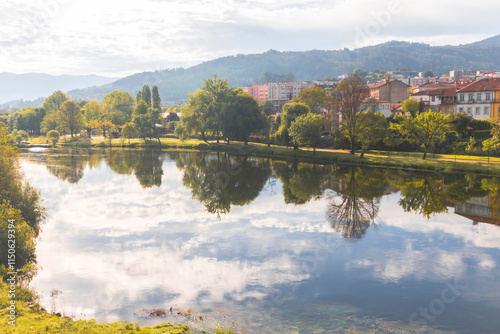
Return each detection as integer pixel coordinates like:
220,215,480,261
51,137,500,176
0,280,233,333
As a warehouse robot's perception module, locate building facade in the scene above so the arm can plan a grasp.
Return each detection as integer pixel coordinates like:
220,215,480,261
369,79,410,104
456,78,500,119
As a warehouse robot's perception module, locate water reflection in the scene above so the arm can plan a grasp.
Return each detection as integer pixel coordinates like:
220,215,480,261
22,148,500,230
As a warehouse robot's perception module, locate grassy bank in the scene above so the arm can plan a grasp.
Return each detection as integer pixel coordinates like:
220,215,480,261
52,137,500,175
0,280,234,334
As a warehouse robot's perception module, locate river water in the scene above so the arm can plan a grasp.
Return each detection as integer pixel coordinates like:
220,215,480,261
20,147,500,333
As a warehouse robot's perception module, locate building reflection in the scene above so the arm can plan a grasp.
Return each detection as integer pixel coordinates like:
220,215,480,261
455,196,500,226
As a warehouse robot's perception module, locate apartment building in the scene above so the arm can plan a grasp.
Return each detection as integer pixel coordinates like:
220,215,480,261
456,78,500,119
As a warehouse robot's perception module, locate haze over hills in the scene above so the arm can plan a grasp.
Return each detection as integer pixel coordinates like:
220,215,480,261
0,73,118,106
3,34,500,107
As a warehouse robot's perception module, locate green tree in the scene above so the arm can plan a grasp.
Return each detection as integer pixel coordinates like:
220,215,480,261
288,112,323,154
274,102,310,148
401,98,420,118
421,70,434,77
330,74,371,154
82,100,102,138
357,111,388,158
152,85,161,111
40,112,59,134
465,137,477,156
102,91,135,116
399,111,450,159
58,100,85,137
15,108,46,135
121,122,138,144
482,137,499,163
220,89,267,144
132,100,161,144
42,90,69,112
296,86,328,113
141,85,152,107
47,130,60,146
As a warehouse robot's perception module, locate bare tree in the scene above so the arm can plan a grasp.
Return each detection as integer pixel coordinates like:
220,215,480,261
330,74,372,154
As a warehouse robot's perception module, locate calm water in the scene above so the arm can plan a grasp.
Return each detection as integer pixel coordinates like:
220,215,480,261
19,147,500,333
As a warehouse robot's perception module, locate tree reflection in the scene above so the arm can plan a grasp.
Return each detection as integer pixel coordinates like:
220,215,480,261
45,148,99,183
175,152,272,217
273,160,327,204
326,166,389,239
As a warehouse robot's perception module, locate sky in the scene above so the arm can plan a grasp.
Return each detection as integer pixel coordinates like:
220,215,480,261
1,0,500,77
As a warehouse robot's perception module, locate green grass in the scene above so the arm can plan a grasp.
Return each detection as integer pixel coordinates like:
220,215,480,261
0,280,234,333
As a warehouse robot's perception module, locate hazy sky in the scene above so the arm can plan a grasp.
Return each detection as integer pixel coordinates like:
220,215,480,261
1,0,499,77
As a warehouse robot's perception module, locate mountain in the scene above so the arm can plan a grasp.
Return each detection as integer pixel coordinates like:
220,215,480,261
0,73,118,106
6,35,500,107
67,35,500,103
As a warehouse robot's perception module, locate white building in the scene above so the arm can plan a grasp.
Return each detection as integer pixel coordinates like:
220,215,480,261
267,81,314,110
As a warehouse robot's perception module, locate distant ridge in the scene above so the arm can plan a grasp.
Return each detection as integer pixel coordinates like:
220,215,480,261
3,34,500,107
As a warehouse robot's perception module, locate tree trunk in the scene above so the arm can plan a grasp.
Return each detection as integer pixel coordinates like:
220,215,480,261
157,137,161,147
294,144,298,150
201,132,208,143
313,147,316,155
360,149,365,158
422,148,427,160
244,139,248,145
87,129,92,139
350,138,355,154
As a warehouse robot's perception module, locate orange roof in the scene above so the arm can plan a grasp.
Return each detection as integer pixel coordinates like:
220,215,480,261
457,78,500,93
426,87,457,97
368,79,407,89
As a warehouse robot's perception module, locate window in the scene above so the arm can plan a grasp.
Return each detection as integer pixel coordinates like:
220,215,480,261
467,107,472,115
477,93,482,101
460,94,464,102
486,93,491,101
484,107,490,115
475,107,481,115
431,96,435,102
468,94,473,101
459,107,464,113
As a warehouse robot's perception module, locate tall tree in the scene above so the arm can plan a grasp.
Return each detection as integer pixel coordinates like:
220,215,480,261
82,100,102,138
142,85,152,107
102,91,135,116
401,98,420,118
274,102,310,148
152,85,161,111
288,112,324,154
58,100,85,137
330,74,371,154
399,110,450,159
220,89,267,144
43,90,69,112
296,86,328,113
357,111,388,158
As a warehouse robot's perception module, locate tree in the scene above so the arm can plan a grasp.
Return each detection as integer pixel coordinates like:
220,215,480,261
141,85,152,107
121,122,138,144
465,137,477,156
399,111,450,159
58,100,85,137
482,137,499,163
296,86,328,113
47,130,60,146
152,85,161,111
43,90,69,112
357,111,388,158
15,108,46,135
422,70,434,78
274,102,310,148
220,89,267,144
288,113,323,154
132,100,161,144
40,112,59,134
102,91,135,116
401,98,420,118
330,74,371,154
176,75,230,143
384,123,403,155
82,100,102,138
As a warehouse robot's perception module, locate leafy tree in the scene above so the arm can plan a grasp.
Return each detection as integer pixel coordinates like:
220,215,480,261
330,74,371,154
401,98,420,118
132,100,161,144
102,91,135,116
42,90,69,112
47,130,60,146
58,100,85,137
450,112,473,139
465,137,477,156
296,86,328,113
482,137,499,163
13,130,28,143
399,111,450,159
422,70,434,77
82,100,102,138
220,89,267,144
40,112,59,134
260,100,274,115
141,85,152,107
384,123,403,155
288,112,323,154
98,121,116,139
274,102,310,148
15,108,46,135
121,122,138,144
357,111,388,158
152,85,161,111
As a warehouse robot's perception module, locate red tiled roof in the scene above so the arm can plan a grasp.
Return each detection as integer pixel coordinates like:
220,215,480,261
457,78,500,93
426,87,457,97
368,79,407,89
411,91,430,96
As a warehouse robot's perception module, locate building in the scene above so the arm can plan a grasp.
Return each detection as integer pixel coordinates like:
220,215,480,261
267,81,315,110
450,69,475,79
241,84,269,102
455,196,500,227
362,99,392,118
411,87,457,114
456,78,500,119
369,79,410,104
